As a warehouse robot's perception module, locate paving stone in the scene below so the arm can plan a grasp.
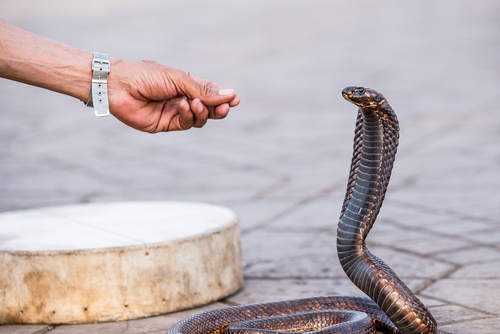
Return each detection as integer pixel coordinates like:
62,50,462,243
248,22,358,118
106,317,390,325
373,204,459,228
261,195,344,231
439,317,500,334
412,162,500,191
365,245,454,281
371,231,473,256
418,218,493,237
392,148,485,185
417,296,447,308
433,246,500,265
218,198,305,232
244,240,453,282
425,279,500,315
389,187,500,219
50,302,227,334
226,278,367,305
0,160,113,194
365,224,431,246
430,304,494,326
226,278,428,307
244,253,345,279
242,225,339,255
462,229,500,246
450,259,500,279
245,156,350,200
0,325,50,334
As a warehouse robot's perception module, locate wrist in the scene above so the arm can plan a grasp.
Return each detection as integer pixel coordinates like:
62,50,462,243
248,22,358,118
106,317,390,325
70,54,124,108
84,53,110,116
105,58,130,111
59,49,94,102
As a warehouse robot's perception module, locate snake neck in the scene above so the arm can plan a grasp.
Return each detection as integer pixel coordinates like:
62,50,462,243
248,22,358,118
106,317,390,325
338,108,390,245
337,107,437,334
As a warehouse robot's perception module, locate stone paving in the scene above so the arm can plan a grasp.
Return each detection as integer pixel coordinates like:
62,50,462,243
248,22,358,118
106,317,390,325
1,0,500,333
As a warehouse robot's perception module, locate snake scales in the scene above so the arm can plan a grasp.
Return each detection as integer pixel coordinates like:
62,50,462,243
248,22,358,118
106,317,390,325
167,87,437,334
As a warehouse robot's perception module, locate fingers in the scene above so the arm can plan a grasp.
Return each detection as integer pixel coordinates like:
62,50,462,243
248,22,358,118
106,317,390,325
164,98,210,131
179,72,237,108
191,98,209,128
210,103,230,119
187,72,240,109
228,93,240,107
176,99,195,130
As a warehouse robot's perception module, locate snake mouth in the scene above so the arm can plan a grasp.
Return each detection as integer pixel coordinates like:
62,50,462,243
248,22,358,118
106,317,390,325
343,94,364,108
343,96,352,103
342,91,355,104
342,86,367,107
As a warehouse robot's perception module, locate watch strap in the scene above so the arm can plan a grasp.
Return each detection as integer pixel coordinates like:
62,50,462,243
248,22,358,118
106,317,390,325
86,52,110,117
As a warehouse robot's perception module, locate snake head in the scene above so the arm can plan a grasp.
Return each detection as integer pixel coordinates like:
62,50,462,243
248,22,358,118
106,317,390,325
342,86,387,110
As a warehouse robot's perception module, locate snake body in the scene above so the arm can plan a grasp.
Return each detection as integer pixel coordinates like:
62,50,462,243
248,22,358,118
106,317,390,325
167,87,437,334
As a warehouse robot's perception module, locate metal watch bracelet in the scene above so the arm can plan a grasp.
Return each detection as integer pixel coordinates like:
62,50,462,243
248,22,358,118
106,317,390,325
85,52,110,117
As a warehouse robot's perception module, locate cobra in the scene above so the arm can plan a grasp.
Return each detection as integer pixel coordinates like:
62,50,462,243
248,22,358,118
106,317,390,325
167,87,437,334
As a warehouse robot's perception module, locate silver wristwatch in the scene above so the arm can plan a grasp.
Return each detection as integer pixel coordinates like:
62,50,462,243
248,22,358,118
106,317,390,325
85,52,110,117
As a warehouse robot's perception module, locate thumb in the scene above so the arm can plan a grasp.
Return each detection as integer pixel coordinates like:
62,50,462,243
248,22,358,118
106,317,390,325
176,73,235,107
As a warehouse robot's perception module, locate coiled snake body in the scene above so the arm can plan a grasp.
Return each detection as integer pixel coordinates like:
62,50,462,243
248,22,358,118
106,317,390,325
167,87,437,334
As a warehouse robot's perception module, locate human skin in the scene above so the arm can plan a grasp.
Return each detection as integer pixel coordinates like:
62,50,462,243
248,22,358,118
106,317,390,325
0,19,240,133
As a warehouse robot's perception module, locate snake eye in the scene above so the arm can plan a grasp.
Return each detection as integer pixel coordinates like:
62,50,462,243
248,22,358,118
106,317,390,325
357,88,365,94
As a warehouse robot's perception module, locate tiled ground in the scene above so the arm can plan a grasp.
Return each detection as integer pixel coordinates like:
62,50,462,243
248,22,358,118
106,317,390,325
1,0,500,333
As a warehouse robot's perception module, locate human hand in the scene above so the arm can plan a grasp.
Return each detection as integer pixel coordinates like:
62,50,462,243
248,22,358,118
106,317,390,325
0,20,239,132
107,59,240,133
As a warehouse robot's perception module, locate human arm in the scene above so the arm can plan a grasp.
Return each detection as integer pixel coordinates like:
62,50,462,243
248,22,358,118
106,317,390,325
0,19,240,132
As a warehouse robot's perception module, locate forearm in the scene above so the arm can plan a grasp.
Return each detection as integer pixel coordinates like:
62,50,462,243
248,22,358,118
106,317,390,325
0,19,93,102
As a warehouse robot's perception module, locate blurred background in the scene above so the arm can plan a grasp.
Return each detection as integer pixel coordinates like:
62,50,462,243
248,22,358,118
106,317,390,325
1,1,500,331
1,0,498,215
